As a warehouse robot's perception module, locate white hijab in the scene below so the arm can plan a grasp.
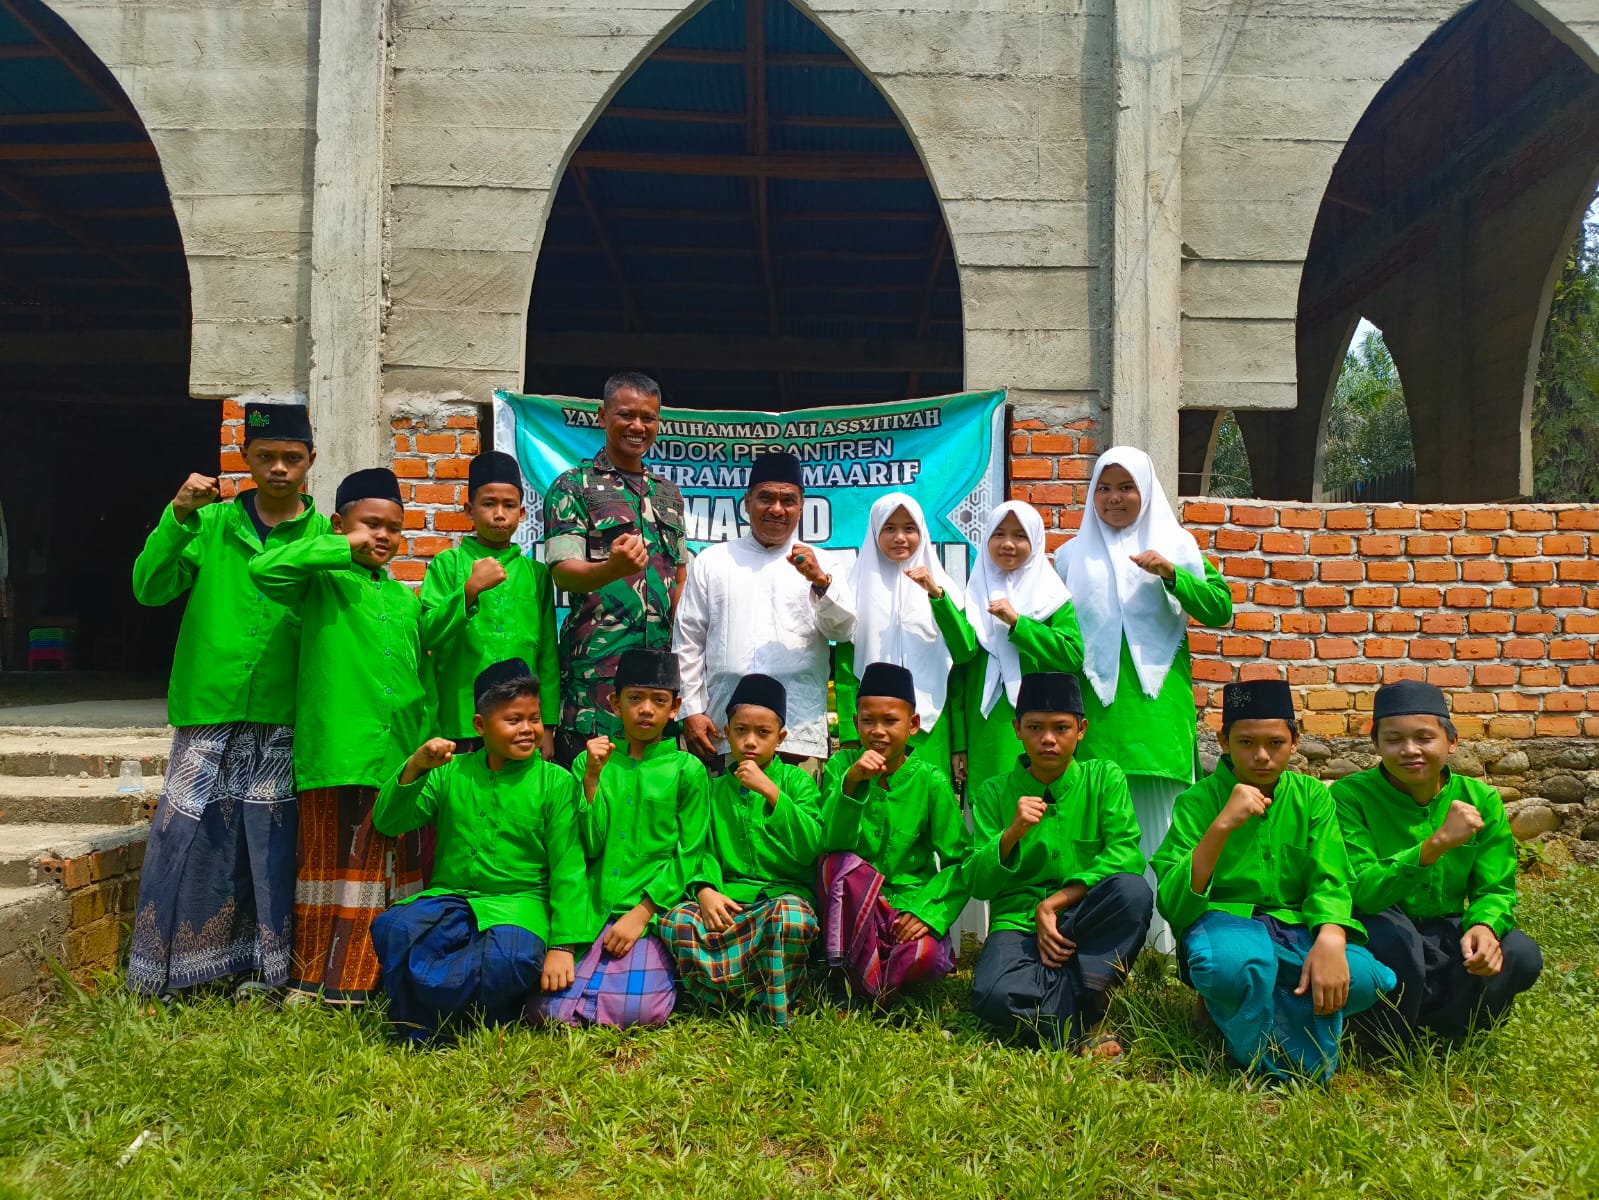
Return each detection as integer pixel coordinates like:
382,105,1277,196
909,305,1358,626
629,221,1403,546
847,493,962,728
1054,445,1205,707
964,500,1071,716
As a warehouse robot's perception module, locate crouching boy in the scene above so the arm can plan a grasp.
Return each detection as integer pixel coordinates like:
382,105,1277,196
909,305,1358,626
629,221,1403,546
529,649,709,1028
818,662,970,1004
661,674,822,1027
370,659,586,1041
1151,679,1396,1082
969,672,1151,1054
1334,679,1541,1044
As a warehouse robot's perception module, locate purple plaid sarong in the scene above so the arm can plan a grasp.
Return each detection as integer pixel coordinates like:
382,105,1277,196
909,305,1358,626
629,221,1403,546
525,923,677,1028
818,851,954,1003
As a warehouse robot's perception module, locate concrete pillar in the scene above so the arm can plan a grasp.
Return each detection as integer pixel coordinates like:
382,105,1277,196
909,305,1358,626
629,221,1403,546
307,0,390,513
1110,0,1183,496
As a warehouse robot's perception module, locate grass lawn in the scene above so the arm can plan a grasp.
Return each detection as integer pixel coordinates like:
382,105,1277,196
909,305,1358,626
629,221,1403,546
2,870,1597,1199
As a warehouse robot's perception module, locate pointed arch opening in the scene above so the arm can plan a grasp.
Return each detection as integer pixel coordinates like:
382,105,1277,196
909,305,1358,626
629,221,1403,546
1320,320,1416,501
524,0,962,411
0,0,197,679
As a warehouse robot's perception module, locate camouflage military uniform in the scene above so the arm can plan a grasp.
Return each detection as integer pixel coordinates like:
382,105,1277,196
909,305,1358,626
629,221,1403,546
544,450,688,749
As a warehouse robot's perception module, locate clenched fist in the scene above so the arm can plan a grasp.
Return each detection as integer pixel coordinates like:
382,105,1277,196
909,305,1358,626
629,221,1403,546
172,473,220,521
465,556,508,605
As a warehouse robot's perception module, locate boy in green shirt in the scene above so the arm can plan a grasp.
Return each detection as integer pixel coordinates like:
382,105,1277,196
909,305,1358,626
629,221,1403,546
529,648,709,1027
818,661,971,1004
969,672,1152,1054
370,659,588,1042
661,673,823,1027
1333,679,1541,1043
1151,679,1395,1082
250,467,427,1004
128,402,324,999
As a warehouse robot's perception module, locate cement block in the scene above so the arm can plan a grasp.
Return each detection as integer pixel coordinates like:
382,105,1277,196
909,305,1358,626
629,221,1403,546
1181,198,1323,262
886,75,1043,144
393,4,674,37
1181,260,1302,320
966,327,1097,391
927,137,1090,203
382,365,520,406
1177,14,1446,81
132,6,317,71
385,307,526,373
1180,74,1380,144
389,125,570,191
961,265,1095,331
130,66,317,132
389,248,537,314
1182,316,1296,384
1182,137,1340,207
391,69,616,131
390,186,551,254
392,28,653,74
190,257,310,323
944,199,1098,269
156,128,316,196
1181,379,1298,411
1004,387,1104,428
189,318,311,398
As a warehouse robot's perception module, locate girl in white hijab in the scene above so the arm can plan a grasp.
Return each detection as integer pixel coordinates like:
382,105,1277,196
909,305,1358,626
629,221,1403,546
837,494,965,780
1054,446,1233,953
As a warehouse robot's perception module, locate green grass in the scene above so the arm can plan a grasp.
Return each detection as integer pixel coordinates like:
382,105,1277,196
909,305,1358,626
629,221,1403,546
3,872,1599,1200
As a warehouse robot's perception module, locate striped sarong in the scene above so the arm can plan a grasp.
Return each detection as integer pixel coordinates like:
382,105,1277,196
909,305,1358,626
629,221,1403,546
126,722,297,995
526,923,676,1028
660,895,818,1028
818,851,954,1002
290,784,424,1002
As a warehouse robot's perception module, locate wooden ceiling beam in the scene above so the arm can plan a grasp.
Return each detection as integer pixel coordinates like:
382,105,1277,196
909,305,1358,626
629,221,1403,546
0,109,126,127
569,164,642,333
905,224,950,397
0,142,157,163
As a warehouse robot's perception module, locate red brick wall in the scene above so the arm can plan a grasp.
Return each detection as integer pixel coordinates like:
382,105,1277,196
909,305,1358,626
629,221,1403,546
1007,416,1101,550
1181,500,1599,740
217,398,249,498
389,406,481,584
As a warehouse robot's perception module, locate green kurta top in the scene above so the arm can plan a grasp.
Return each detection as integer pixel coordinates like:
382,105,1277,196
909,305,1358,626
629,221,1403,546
131,495,329,728
372,749,589,944
1151,758,1364,944
1075,560,1234,785
419,538,560,740
571,740,711,931
1332,767,1519,938
249,534,426,791
819,749,971,935
694,760,823,905
834,641,967,785
932,594,1084,794
968,759,1146,934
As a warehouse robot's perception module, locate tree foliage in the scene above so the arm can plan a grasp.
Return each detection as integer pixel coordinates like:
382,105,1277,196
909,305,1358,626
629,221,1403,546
1532,211,1599,502
1319,330,1414,494
1207,413,1253,498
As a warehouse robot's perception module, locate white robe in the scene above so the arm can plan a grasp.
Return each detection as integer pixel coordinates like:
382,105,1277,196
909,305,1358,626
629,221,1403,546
672,534,857,759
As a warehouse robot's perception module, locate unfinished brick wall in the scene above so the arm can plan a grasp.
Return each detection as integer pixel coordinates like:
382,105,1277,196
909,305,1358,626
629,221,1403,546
389,405,482,585
1006,415,1101,550
1181,500,1599,739
217,399,249,498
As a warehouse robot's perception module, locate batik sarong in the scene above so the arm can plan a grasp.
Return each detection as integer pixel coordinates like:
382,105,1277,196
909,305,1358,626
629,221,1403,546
371,894,545,1042
290,784,424,1002
126,722,297,995
660,894,817,1027
526,923,676,1028
818,851,954,1002
971,872,1153,1047
1182,910,1396,1082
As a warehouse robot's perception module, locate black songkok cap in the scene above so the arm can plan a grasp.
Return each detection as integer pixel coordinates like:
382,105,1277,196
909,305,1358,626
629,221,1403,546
335,467,403,512
1373,678,1450,724
243,402,313,448
468,451,523,498
858,661,916,708
748,451,803,490
1015,672,1084,717
474,657,534,710
1222,679,1296,726
725,673,787,725
616,648,681,693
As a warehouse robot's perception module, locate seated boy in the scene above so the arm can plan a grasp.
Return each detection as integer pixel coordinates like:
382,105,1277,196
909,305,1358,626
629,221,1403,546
529,648,709,1028
818,661,970,1003
969,672,1152,1054
250,467,427,1003
1151,679,1395,1082
128,401,325,1000
661,673,822,1028
1333,679,1541,1044
370,659,586,1041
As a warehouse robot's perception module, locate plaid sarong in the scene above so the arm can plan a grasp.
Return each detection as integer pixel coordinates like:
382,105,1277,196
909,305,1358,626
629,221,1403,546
818,851,954,1002
526,923,676,1028
660,895,818,1028
290,784,424,1002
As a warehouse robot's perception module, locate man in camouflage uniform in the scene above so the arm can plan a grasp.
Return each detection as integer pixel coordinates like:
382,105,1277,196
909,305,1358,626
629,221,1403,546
544,372,688,766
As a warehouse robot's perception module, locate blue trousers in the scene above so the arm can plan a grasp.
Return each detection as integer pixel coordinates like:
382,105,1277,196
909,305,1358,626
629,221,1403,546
371,895,545,1042
1183,911,1396,1082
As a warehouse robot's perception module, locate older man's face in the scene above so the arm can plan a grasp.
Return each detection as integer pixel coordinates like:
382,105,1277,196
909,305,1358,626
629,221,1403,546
747,482,803,547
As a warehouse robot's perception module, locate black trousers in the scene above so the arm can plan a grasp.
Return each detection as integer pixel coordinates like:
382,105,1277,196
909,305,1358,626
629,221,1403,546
1356,907,1542,1042
971,872,1153,1048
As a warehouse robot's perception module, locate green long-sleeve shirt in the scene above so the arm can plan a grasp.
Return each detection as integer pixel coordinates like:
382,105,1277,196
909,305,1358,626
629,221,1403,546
420,539,560,741
132,496,329,728
834,641,965,785
1152,758,1363,944
1331,766,1519,938
373,749,590,944
249,534,426,791
932,594,1084,794
819,749,971,935
571,741,710,930
968,759,1146,933
694,760,823,905
1076,560,1234,785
